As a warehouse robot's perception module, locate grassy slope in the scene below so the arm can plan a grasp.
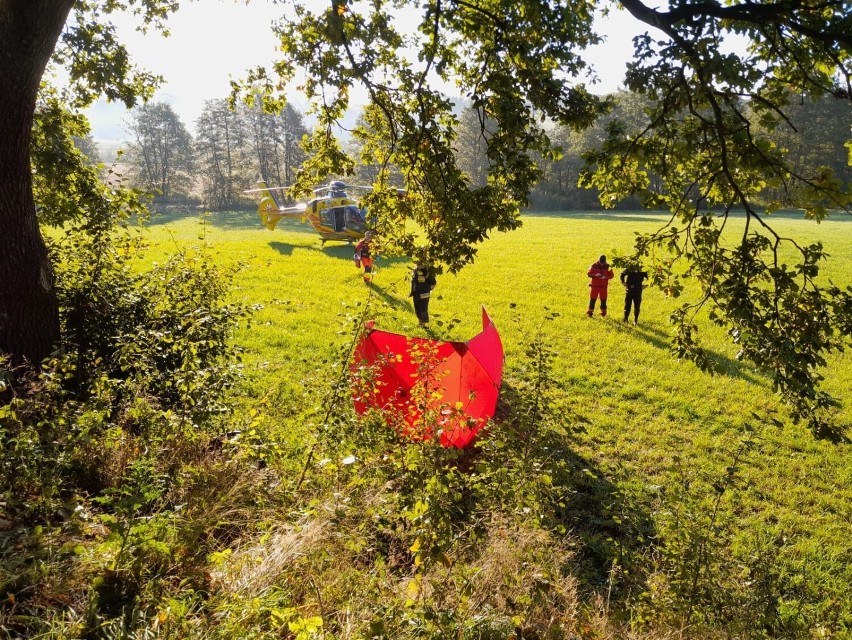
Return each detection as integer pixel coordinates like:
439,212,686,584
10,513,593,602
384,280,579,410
142,208,852,633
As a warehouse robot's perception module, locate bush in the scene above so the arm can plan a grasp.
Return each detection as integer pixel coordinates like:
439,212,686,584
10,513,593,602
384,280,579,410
0,215,251,636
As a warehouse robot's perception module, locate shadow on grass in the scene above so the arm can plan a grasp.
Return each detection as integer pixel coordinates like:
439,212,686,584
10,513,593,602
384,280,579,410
266,240,356,260
524,210,671,224
142,207,255,228
268,241,295,257
492,379,657,597
523,208,840,223
367,282,410,313
610,316,767,386
144,208,677,230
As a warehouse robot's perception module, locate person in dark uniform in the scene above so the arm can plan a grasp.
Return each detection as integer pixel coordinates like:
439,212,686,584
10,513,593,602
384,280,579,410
621,265,649,325
586,255,614,317
410,263,437,324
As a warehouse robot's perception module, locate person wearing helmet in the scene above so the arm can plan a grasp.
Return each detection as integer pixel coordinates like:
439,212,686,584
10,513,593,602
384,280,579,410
586,255,614,317
354,231,376,284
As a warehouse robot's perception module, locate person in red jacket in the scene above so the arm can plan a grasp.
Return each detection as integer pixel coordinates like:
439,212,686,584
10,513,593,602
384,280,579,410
354,231,376,284
586,255,614,317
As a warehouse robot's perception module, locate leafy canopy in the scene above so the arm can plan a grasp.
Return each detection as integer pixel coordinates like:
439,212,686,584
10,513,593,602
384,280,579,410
36,1,179,229
234,0,851,437
237,0,609,270
51,1,174,111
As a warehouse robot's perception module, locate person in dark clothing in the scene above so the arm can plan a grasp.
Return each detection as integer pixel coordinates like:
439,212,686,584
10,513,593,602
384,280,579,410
621,265,649,325
586,255,614,317
410,263,437,324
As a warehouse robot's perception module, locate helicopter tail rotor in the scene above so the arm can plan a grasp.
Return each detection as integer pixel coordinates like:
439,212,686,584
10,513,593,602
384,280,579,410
258,197,285,231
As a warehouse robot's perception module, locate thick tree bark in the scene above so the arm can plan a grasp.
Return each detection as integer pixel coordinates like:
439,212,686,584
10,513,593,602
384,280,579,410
0,0,74,367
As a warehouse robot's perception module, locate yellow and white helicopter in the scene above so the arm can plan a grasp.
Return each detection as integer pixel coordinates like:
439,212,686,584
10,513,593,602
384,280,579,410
245,179,374,245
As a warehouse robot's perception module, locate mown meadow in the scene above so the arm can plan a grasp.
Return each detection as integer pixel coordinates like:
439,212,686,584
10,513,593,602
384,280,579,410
138,208,852,637
5,209,851,638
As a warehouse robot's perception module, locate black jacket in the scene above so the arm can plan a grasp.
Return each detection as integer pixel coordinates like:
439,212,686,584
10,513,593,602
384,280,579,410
410,267,436,297
621,269,648,290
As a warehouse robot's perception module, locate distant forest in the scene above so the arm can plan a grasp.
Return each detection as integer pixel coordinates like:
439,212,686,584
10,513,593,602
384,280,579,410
82,91,851,212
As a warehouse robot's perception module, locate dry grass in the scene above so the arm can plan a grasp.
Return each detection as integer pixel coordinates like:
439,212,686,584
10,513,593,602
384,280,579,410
211,498,700,639
212,510,333,598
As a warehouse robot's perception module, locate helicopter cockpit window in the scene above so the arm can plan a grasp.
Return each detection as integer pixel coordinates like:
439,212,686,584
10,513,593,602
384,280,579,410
344,205,366,233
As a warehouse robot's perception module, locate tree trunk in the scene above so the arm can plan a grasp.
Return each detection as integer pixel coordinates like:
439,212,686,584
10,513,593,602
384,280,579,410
0,1,74,367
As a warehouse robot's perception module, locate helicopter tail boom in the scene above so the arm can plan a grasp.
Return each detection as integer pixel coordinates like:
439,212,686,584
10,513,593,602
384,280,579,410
253,180,308,230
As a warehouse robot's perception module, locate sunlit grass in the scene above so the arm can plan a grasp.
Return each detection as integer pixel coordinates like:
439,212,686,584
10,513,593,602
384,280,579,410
139,207,852,432
137,208,852,624
139,206,852,415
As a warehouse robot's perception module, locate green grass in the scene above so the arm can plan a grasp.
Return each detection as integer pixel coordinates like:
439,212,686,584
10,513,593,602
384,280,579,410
137,208,852,635
144,208,852,414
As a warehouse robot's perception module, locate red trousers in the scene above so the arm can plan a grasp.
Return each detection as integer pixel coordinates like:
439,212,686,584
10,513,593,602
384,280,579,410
588,287,609,315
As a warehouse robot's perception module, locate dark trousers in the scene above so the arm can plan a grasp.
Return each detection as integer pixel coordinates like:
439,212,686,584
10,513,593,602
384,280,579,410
624,288,642,320
413,295,431,323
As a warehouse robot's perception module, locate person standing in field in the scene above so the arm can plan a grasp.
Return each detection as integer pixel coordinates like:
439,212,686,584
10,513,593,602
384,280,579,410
354,231,376,284
621,264,649,325
410,263,437,324
586,255,614,317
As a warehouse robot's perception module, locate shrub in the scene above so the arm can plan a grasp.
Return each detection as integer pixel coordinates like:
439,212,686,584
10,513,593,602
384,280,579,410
0,214,251,636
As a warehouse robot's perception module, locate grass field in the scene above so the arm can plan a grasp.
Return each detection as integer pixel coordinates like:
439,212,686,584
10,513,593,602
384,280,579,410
138,208,852,636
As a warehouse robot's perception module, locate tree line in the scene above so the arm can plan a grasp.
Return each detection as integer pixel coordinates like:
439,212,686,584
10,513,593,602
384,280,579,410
109,90,851,213
111,98,309,209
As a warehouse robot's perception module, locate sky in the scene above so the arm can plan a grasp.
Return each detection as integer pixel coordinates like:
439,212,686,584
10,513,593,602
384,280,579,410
84,2,645,142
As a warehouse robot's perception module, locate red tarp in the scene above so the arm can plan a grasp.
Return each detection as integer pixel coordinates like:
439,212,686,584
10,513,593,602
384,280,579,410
351,307,504,447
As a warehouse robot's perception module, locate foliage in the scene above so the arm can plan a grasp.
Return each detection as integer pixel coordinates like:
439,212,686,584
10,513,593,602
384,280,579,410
230,0,852,439
194,98,249,209
533,91,653,211
0,199,252,635
206,211,851,636
2,212,851,637
123,101,195,200
236,303,631,639
573,6,852,437
240,100,309,190
236,0,608,274
32,90,148,230
51,1,173,112
120,96,311,210
0,0,188,365
753,93,852,208
4,0,852,636
454,106,495,189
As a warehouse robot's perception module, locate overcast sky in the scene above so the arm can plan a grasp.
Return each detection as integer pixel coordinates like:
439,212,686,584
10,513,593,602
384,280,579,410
83,2,644,142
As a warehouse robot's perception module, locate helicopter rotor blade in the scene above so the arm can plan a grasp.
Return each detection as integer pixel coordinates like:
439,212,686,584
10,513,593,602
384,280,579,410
312,184,342,193
311,182,376,193
243,185,292,194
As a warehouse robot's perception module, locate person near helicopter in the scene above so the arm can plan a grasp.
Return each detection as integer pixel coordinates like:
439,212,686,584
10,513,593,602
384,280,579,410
354,230,376,284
